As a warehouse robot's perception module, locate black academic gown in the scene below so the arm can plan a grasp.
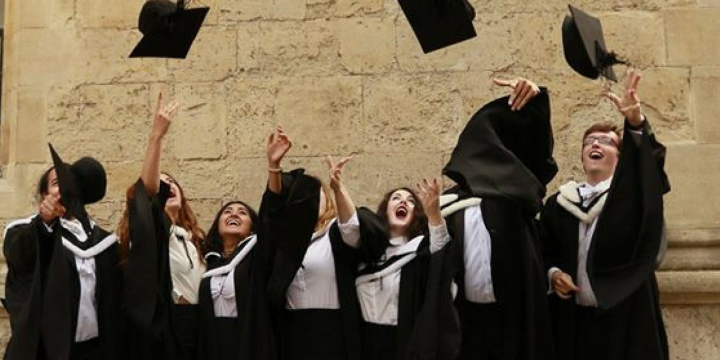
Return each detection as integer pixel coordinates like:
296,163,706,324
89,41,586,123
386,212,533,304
263,169,365,360
123,180,190,360
3,215,122,360
196,190,278,360
352,209,434,360
440,90,557,360
539,119,670,360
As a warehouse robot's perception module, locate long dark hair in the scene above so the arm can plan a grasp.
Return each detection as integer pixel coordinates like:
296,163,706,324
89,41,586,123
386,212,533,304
118,171,206,264
376,187,427,240
205,201,259,256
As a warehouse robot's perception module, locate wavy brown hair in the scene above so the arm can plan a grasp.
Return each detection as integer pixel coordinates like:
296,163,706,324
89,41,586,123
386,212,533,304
118,172,206,264
376,187,427,240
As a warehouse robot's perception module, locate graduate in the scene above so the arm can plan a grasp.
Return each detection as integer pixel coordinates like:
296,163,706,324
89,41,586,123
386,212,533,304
538,70,670,360
196,198,277,360
441,77,557,360
325,155,453,360
3,146,122,360
118,93,205,359
262,126,365,360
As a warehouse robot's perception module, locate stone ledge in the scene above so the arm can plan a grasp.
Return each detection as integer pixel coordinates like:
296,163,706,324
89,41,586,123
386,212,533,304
658,271,720,305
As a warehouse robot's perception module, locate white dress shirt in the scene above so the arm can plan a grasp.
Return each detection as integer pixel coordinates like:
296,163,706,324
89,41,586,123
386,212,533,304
342,211,451,325
206,235,257,318
549,177,613,307
462,203,496,304
286,219,340,310
168,226,206,304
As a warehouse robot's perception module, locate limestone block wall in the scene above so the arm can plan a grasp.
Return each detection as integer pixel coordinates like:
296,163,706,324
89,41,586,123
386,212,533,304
0,0,718,357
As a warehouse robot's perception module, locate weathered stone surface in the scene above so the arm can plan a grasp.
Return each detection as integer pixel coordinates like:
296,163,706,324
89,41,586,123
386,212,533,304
172,83,228,160
15,87,47,163
168,26,237,82
601,11,666,68
667,8,720,66
275,76,363,156
339,152,446,208
76,0,146,28
226,76,281,160
216,0,306,22
18,28,80,87
19,0,74,29
338,18,396,74
691,67,720,143
78,29,168,84
363,74,463,153
250,20,342,76
664,144,720,229
47,84,152,162
663,305,720,359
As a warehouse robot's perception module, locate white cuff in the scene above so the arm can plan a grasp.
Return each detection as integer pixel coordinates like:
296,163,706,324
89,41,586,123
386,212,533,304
429,219,451,254
338,211,360,248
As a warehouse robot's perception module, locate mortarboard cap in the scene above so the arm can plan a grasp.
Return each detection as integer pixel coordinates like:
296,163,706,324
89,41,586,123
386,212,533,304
398,0,477,53
48,144,107,235
562,5,624,81
130,0,209,59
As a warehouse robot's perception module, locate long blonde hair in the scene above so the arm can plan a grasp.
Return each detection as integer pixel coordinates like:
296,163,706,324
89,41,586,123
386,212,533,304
316,183,337,232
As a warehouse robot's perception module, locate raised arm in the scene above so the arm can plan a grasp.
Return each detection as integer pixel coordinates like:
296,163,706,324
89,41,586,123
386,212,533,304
417,178,449,253
326,155,360,248
140,92,178,195
266,125,292,195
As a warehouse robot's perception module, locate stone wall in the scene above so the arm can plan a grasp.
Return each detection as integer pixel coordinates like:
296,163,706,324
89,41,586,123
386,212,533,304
0,0,718,358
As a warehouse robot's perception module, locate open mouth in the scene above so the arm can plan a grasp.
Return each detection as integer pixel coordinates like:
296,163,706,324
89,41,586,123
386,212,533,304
589,150,604,160
226,217,241,227
168,188,177,199
395,206,408,220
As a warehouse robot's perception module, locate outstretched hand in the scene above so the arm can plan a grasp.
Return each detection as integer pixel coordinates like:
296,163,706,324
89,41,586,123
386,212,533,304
326,155,352,191
493,77,541,111
606,70,644,127
416,178,442,226
266,125,292,167
152,92,179,140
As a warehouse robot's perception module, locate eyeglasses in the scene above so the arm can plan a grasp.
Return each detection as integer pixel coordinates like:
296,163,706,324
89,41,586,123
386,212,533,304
583,136,618,147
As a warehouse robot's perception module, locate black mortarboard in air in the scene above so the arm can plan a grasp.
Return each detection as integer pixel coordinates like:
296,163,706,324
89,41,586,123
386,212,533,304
562,5,624,81
130,0,209,59
48,144,107,235
398,0,477,53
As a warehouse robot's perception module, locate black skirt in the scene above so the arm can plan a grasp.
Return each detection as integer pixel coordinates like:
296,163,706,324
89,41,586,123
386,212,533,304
281,309,345,360
171,303,200,358
362,322,397,360
458,301,503,360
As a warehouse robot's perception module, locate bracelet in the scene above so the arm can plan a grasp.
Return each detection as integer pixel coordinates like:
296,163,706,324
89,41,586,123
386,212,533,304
268,167,282,174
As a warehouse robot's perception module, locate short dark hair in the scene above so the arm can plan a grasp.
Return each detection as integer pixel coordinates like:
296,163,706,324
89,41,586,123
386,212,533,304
582,122,623,150
36,166,55,200
376,187,427,240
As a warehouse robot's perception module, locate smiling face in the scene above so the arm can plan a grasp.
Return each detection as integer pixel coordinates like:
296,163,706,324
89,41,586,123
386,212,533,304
160,173,183,212
218,202,255,241
386,189,417,237
581,130,620,183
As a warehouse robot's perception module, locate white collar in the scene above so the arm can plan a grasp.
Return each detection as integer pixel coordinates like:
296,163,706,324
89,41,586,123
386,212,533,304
60,218,96,243
203,235,258,278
